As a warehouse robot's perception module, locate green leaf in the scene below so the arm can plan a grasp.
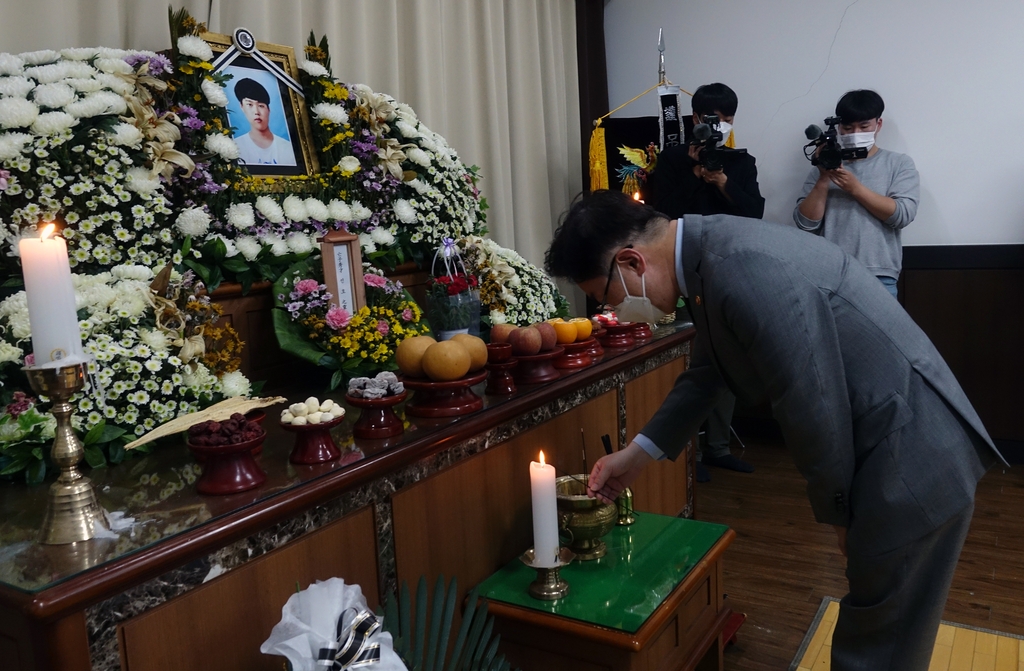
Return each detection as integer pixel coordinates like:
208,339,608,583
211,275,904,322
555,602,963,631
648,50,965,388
83,445,106,469
183,259,211,285
107,441,126,465
204,237,228,263
98,424,127,444
424,575,446,671
271,308,332,366
83,419,106,446
24,458,46,485
222,256,251,274
0,456,31,476
330,369,344,390
414,576,428,671
181,236,193,257
31,447,42,460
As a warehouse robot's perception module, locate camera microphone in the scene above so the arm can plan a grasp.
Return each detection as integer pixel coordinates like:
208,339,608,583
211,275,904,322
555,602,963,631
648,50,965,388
693,123,713,142
805,124,824,141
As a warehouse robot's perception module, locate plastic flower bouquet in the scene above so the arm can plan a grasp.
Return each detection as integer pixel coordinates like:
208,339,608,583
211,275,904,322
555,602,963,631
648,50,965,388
274,260,429,389
425,238,480,338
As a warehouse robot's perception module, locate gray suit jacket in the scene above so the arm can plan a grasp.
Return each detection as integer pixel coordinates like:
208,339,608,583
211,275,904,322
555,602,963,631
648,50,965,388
642,214,1004,554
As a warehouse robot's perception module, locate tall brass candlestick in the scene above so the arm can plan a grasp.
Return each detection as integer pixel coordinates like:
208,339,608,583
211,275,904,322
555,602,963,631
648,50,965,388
25,363,110,544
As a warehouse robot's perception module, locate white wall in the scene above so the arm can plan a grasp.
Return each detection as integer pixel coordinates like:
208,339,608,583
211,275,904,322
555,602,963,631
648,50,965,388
604,0,1024,246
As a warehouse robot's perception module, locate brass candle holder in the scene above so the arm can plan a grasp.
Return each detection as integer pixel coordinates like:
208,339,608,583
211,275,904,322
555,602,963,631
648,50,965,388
25,363,110,544
521,546,575,600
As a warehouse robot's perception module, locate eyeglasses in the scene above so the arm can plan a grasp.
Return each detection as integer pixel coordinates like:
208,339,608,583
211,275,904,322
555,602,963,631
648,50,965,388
598,244,632,308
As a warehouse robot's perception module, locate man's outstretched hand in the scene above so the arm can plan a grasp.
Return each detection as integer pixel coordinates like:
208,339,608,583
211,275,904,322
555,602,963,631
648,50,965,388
587,441,653,504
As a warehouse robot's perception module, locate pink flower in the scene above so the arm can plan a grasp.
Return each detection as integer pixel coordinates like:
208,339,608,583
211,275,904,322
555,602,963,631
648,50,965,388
5,391,34,418
0,169,9,191
325,307,351,331
294,279,320,296
24,353,34,366
363,273,387,288
376,319,390,336
402,308,413,322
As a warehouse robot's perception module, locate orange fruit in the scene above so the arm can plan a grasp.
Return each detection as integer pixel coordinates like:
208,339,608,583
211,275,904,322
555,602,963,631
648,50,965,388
546,317,565,324
421,340,472,381
395,335,437,377
569,317,593,340
553,320,578,344
451,333,488,372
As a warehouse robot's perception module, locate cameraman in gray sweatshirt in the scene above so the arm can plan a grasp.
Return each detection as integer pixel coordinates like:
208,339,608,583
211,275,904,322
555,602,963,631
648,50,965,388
794,90,920,298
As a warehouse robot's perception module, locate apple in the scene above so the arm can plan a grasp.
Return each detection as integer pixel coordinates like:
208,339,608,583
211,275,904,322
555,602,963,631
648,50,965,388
533,321,557,351
508,326,542,356
490,323,517,343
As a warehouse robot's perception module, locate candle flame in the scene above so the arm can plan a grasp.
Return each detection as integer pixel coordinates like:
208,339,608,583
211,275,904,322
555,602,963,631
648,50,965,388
633,192,640,201
39,223,55,241
539,450,546,466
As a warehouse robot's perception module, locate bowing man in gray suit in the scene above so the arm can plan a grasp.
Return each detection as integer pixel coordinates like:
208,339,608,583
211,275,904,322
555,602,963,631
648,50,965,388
544,190,1004,671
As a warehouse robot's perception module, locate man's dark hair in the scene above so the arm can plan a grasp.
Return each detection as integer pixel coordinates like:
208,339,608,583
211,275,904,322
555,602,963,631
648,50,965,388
692,83,738,118
545,190,665,283
836,89,884,123
235,78,270,106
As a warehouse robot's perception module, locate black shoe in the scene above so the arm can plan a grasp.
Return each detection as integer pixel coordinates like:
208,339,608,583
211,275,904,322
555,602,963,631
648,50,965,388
696,461,711,482
703,454,754,473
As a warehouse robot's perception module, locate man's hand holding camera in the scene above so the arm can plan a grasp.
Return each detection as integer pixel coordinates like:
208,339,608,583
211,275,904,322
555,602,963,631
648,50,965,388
688,144,729,193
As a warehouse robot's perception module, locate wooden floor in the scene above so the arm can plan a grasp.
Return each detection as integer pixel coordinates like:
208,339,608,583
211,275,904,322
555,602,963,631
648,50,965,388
694,437,1024,671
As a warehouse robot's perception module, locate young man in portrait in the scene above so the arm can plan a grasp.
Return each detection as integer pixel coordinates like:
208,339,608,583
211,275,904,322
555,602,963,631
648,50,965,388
233,77,297,167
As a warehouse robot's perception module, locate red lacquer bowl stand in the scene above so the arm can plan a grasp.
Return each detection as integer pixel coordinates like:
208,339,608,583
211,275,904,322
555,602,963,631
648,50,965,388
403,369,488,418
188,431,267,495
588,328,606,359
554,338,594,370
598,323,636,350
281,414,344,465
346,391,407,439
513,346,564,385
485,360,518,395
632,322,653,342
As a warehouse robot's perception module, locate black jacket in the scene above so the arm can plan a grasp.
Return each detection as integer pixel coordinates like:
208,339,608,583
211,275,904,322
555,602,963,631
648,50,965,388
644,145,765,219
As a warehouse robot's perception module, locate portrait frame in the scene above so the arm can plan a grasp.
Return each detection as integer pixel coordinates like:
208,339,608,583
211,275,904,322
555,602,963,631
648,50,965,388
320,230,366,315
202,28,320,181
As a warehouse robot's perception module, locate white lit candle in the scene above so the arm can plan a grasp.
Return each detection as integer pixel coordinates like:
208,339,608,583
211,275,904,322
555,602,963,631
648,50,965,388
530,450,560,567
19,224,85,368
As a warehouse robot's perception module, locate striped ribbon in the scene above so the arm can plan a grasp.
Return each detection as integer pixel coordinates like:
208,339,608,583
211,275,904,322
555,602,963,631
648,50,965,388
316,609,382,669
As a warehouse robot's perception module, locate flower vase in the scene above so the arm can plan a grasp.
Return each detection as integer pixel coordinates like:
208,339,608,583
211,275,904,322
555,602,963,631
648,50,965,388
437,328,470,341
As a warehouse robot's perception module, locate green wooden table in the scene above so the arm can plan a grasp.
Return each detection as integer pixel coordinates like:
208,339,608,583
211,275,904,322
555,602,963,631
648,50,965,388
478,513,735,671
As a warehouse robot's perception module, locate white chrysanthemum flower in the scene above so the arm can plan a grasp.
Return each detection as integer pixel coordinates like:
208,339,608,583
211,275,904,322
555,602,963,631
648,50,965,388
393,199,418,224
285,231,314,254
406,147,431,167
30,111,77,135
282,195,308,221
407,178,430,195
93,73,133,96
490,310,507,325
201,78,227,107
94,58,133,75
396,120,420,139
177,35,214,61
0,97,39,129
115,289,149,318
358,233,376,254
60,47,98,61
8,313,31,340
299,60,330,77
31,82,76,109
310,102,348,125
0,341,23,364
138,328,171,352
111,265,154,281
109,122,143,146
235,235,262,261
255,195,285,223
126,167,160,195
226,202,255,230
65,91,126,118
175,207,211,237
350,201,372,221
0,132,32,160
338,155,360,173
204,132,239,160
0,76,34,99
304,197,329,222
95,47,128,60
370,227,395,246
66,77,102,94
182,363,217,391
219,370,251,398
0,54,25,76
262,234,290,256
328,199,352,221
18,50,59,65
394,102,417,122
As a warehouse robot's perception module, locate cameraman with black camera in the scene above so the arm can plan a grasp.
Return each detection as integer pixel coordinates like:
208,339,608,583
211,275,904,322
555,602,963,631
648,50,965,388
645,83,762,483
794,90,920,299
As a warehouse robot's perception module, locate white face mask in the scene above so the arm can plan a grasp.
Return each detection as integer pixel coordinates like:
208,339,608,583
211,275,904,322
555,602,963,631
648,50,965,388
839,130,875,150
613,266,668,324
716,121,733,147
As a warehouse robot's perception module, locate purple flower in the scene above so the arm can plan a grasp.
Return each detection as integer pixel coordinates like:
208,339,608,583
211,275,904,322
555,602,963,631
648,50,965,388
5,391,35,418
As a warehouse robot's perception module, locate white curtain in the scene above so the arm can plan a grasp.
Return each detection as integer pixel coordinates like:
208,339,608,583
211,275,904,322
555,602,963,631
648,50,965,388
0,0,581,268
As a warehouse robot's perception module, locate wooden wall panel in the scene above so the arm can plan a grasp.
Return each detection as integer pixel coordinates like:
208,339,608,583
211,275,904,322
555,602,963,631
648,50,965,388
120,506,379,671
624,356,692,517
392,391,619,607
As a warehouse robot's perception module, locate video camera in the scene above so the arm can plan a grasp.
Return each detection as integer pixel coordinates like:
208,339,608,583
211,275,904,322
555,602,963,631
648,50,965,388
804,116,868,170
691,114,747,172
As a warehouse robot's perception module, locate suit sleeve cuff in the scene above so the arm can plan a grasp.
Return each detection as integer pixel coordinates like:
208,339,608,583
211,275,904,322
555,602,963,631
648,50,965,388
634,433,666,461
